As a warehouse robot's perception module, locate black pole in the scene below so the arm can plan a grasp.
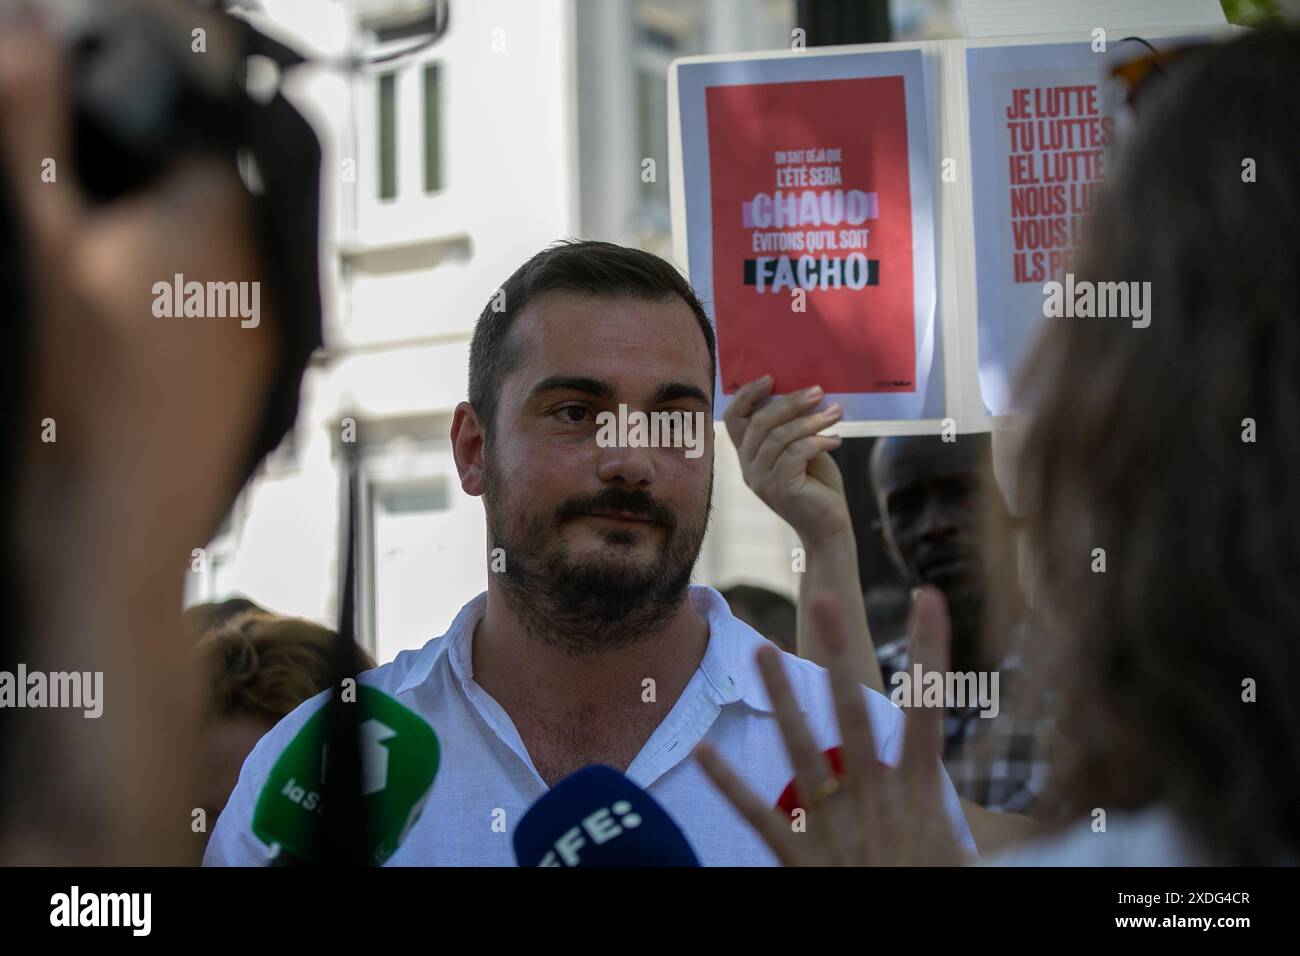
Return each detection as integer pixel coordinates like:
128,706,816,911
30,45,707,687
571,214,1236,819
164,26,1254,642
322,428,365,865
794,0,892,46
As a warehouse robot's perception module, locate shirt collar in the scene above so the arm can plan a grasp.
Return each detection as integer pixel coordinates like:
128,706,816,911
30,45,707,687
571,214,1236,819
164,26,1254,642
393,591,485,696
392,585,780,714
691,585,780,713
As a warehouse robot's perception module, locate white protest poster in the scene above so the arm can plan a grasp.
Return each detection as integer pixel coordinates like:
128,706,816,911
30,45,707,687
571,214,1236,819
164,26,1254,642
964,33,1217,415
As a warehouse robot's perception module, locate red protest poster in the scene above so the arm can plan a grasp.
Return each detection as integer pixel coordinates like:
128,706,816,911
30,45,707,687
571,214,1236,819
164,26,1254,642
705,76,916,395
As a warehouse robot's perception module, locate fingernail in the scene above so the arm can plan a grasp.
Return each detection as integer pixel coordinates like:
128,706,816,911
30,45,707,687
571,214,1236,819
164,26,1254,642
759,374,773,386
805,386,823,399
825,403,842,416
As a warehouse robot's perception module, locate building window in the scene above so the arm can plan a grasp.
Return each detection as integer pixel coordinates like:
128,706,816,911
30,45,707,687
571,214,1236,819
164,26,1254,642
377,72,398,200
374,18,435,45
423,63,443,193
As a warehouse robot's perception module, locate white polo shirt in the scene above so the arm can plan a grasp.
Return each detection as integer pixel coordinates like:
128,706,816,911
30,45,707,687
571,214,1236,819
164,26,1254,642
205,585,976,866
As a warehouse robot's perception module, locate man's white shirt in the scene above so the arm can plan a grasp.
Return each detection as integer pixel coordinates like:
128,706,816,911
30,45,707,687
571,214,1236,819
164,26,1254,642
205,585,976,866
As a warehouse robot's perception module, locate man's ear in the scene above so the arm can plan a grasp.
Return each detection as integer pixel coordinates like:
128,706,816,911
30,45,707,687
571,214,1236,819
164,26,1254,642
452,401,486,496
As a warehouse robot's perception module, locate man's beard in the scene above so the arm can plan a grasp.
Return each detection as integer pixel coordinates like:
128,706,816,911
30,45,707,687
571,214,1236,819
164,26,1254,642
482,456,712,656
916,564,989,672
905,564,986,671
944,588,986,672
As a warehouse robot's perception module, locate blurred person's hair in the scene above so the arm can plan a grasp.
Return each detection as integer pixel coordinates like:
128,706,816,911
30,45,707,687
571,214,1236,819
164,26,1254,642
198,611,375,725
0,179,26,796
1009,28,1300,864
721,584,797,653
183,597,267,642
467,240,717,442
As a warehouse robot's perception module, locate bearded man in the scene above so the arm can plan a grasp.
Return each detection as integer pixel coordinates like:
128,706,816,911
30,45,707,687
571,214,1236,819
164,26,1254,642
206,241,974,865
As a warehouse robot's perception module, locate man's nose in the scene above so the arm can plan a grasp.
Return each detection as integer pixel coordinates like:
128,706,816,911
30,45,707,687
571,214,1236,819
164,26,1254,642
595,440,656,487
917,497,957,539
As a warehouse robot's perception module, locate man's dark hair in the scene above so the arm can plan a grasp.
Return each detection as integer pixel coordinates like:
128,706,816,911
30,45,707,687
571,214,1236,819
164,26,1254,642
467,240,716,440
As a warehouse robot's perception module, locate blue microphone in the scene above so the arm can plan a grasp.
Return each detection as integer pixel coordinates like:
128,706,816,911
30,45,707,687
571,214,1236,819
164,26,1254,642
513,765,701,867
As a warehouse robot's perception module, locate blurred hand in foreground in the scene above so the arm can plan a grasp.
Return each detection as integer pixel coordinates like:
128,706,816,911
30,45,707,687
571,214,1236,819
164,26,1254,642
697,587,968,866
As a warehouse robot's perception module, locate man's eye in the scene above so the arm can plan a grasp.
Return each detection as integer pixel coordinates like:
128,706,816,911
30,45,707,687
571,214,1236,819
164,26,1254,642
939,478,977,503
889,494,921,520
555,405,590,424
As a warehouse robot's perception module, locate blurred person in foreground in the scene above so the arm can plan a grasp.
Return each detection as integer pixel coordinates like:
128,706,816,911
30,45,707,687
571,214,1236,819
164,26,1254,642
0,0,316,863
195,610,375,844
207,239,976,865
698,27,1300,866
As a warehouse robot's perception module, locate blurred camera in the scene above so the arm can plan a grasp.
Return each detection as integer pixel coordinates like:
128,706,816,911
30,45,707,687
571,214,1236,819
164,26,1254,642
0,0,325,478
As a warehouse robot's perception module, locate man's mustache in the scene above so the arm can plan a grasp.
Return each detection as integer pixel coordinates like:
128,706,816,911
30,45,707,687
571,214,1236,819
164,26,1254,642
555,488,677,529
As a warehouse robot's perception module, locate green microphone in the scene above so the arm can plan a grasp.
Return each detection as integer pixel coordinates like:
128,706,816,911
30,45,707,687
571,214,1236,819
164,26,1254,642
251,685,440,865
